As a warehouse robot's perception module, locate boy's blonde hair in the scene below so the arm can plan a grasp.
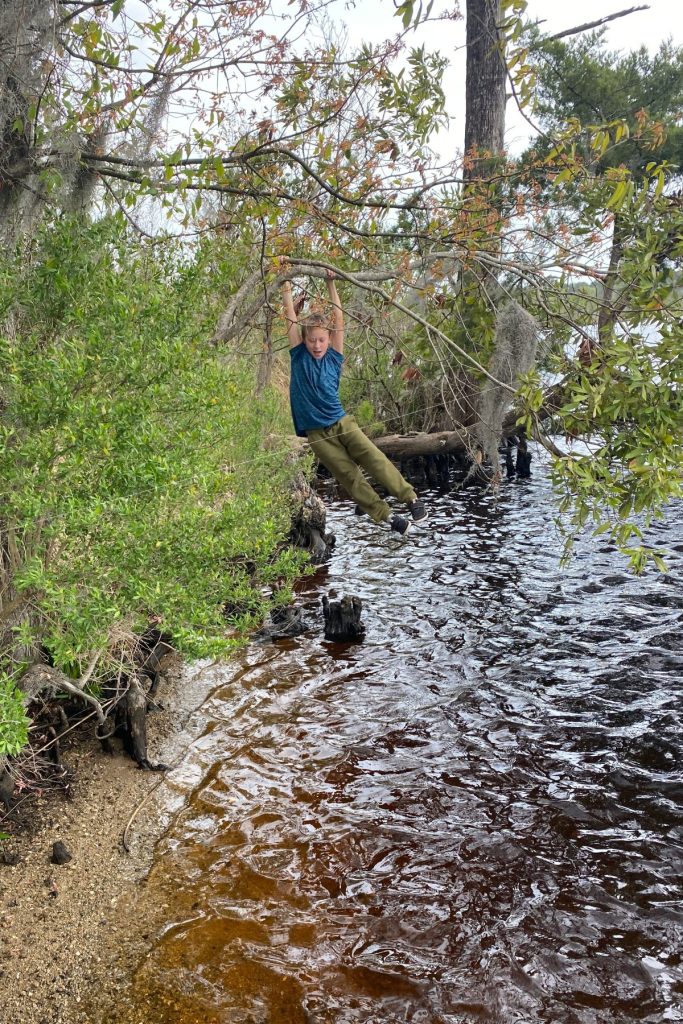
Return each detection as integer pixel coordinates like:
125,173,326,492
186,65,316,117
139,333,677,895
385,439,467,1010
300,311,331,341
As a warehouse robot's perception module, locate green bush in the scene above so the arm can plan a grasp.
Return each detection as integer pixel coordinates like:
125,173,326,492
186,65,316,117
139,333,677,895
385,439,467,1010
0,216,305,706
0,677,29,757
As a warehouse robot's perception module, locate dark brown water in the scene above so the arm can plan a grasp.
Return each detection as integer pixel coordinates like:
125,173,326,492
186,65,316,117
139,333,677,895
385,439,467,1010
123,467,683,1023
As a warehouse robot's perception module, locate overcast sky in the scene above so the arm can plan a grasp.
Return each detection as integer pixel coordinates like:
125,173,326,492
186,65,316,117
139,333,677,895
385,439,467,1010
342,0,682,158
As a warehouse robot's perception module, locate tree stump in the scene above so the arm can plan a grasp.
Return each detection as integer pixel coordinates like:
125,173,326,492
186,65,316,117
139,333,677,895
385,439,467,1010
515,432,532,478
97,672,168,771
289,470,335,563
322,595,365,642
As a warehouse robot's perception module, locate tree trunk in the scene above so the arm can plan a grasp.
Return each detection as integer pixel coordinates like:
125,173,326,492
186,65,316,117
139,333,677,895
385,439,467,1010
0,2,53,240
255,304,275,398
374,428,474,458
464,0,506,179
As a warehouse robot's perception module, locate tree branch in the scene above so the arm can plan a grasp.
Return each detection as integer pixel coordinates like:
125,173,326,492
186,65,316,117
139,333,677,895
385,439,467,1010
19,664,106,724
545,6,649,42
211,258,520,393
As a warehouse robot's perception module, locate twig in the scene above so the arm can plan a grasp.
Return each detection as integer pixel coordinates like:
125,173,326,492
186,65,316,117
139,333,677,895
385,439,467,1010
122,751,187,853
78,650,102,690
53,680,105,724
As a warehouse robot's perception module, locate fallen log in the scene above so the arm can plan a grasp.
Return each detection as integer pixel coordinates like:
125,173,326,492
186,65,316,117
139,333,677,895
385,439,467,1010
373,427,475,459
273,418,523,461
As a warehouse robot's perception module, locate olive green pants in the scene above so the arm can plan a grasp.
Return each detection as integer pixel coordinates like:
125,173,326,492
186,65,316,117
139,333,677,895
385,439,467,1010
307,414,416,523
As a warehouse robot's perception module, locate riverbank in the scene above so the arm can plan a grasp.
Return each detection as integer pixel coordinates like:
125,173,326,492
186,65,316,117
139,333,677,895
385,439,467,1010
0,654,214,1024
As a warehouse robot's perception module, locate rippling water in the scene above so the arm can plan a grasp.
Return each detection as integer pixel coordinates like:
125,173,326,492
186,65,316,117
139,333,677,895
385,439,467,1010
119,464,683,1024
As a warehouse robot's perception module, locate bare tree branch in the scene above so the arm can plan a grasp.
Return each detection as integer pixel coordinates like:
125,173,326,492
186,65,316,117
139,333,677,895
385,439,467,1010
545,5,649,42
20,664,106,724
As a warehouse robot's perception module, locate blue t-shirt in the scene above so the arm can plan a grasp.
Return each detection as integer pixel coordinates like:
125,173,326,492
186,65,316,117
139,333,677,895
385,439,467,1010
289,343,345,437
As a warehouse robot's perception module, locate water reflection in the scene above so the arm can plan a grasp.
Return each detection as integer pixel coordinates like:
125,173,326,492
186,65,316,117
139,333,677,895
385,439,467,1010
114,466,683,1024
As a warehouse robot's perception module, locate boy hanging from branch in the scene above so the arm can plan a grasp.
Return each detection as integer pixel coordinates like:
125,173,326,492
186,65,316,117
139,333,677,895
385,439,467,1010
282,269,428,535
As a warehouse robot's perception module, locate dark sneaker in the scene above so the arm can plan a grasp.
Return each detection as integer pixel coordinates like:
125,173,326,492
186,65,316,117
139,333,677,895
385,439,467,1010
389,514,411,535
408,499,428,523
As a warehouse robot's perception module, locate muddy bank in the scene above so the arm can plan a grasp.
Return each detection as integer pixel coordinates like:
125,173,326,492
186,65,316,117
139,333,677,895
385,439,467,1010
0,656,217,1024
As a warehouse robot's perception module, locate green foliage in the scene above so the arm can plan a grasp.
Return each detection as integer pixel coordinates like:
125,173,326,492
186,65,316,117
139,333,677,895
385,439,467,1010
516,162,683,570
517,302,683,573
0,677,30,757
0,216,305,689
376,46,448,144
527,35,683,177
393,0,435,31
505,30,683,569
352,400,386,438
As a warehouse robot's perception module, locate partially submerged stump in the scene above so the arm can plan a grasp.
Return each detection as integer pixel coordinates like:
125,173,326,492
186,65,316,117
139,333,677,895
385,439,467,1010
289,469,335,562
322,594,365,643
254,604,310,641
505,432,532,479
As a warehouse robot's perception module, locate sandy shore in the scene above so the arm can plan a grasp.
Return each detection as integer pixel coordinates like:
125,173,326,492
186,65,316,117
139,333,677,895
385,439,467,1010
0,655,215,1024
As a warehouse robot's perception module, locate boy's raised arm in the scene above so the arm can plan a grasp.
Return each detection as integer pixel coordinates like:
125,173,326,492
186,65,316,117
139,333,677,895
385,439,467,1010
281,280,301,349
326,270,344,354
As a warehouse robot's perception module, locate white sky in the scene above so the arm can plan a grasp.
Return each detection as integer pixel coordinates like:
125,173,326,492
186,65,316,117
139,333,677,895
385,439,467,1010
341,0,683,158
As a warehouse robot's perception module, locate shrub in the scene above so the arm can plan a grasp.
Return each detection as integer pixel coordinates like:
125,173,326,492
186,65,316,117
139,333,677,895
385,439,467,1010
0,216,305,717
